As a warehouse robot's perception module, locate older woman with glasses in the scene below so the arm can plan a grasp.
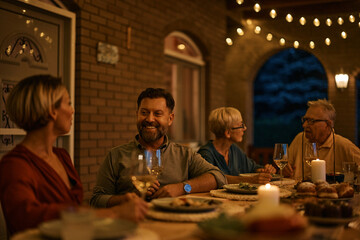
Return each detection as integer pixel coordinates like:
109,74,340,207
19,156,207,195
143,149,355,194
286,99,360,181
198,107,276,184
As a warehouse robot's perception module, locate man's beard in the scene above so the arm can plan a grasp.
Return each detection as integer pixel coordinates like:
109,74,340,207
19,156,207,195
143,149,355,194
137,121,167,143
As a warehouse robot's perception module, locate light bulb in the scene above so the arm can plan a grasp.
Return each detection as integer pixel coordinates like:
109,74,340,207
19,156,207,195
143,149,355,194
226,38,233,46
279,38,286,46
237,27,244,36
254,3,261,12
326,18,332,26
299,17,306,25
313,18,320,27
266,33,273,41
269,9,277,19
325,38,331,46
341,31,347,39
286,14,293,23
349,15,355,23
337,17,344,25
294,41,299,48
309,41,315,49
254,26,261,34
236,0,244,5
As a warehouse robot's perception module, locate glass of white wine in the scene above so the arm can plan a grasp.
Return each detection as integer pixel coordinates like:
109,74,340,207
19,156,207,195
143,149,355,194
273,143,288,186
145,149,164,178
304,142,317,167
130,154,156,199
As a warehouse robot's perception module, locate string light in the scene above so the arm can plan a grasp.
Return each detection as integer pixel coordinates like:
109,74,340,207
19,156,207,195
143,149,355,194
226,38,233,46
326,18,332,26
254,26,261,34
313,18,320,27
294,41,299,48
236,0,244,5
341,31,347,39
286,14,293,23
269,9,277,19
266,33,273,41
309,41,315,49
325,38,331,46
337,17,344,25
279,38,286,46
299,17,306,25
349,15,355,23
254,3,261,12
237,27,244,36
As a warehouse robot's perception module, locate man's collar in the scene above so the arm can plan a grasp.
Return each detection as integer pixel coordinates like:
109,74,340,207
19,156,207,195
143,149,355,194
134,134,169,150
305,132,333,149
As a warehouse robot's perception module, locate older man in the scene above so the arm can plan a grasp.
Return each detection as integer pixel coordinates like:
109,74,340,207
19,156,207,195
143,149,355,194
90,88,226,208
286,99,360,181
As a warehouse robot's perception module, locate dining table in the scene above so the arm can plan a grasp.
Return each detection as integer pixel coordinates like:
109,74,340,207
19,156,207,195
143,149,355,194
10,180,360,240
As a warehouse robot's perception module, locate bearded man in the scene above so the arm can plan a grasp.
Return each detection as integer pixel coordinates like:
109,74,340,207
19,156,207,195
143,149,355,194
90,88,226,208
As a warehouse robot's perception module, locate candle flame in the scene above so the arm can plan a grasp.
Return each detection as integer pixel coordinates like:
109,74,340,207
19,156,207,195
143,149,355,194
265,183,271,189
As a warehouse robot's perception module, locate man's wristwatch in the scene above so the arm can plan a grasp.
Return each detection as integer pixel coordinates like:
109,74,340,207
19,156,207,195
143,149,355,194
183,181,192,194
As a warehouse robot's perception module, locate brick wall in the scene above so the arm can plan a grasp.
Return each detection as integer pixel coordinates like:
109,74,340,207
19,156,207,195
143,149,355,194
71,0,228,202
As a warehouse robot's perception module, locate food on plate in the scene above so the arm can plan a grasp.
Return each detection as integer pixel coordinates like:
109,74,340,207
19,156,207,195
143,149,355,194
170,198,218,207
314,180,330,191
238,182,258,191
243,204,307,232
198,213,245,238
304,200,353,218
335,182,354,198
317,185,338,199
296,182,316,196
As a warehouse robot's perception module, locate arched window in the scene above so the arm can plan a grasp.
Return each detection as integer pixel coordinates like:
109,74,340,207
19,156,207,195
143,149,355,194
253,48,327,147
164,31,205,147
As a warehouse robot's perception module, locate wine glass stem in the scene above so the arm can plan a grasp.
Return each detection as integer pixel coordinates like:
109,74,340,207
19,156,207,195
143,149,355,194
280,168,283,186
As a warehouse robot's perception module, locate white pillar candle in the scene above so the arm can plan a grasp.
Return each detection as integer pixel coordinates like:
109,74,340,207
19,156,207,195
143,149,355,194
311,159,326,182
257,183,280,206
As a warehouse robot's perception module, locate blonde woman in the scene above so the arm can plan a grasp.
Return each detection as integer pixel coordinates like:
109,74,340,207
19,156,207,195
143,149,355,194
198,107,276,184
0,75,148,235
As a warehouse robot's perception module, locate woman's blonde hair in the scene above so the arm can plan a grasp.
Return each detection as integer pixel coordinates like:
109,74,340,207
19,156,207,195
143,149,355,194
6,75,66,131
209,107,242,138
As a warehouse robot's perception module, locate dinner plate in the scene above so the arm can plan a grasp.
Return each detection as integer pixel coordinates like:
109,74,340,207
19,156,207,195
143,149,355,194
271,174,281,181
39,218,137,239
151,197,222,213
223,183,260,195
307,215,359,226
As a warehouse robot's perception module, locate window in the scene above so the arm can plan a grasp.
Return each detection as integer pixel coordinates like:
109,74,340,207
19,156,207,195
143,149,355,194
164,32,205,147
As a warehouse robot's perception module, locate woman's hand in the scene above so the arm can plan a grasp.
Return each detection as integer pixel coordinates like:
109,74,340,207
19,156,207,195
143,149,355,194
110,196,149,222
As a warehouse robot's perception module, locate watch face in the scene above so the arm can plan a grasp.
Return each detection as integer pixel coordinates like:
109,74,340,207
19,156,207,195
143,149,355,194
184,184,192,193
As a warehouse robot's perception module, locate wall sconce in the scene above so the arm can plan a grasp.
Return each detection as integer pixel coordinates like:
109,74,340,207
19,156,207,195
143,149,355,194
335,73,349,89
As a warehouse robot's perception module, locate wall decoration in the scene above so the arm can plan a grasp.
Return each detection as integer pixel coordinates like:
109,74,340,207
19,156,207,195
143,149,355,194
97,42,119,64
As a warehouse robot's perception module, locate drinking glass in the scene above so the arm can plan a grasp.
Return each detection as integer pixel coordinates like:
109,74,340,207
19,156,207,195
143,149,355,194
145,149,164,178
273,143,288,186
130,153,156,199
304,142,318,167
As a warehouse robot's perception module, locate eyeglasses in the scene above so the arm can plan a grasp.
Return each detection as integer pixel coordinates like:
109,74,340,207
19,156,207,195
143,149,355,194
231,123,246,130
301,117,328,125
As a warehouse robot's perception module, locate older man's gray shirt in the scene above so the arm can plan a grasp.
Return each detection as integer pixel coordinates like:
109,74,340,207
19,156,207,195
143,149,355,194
90,135,227,207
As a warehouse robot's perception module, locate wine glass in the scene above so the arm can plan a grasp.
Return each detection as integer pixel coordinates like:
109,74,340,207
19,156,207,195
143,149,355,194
273,143,288,186
130,153,156,199
145,149,164,178
304,142,317,167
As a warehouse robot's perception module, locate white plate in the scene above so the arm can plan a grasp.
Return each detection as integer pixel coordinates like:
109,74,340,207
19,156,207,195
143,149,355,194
39,218,137,239
307,215,359,226
151,197,222,213
239,173,258,177
223,183,260,194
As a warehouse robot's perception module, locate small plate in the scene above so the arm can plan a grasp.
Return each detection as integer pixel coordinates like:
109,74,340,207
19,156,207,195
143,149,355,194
239,173,258,177
307,215,359,226
223,184,260,195
39,218,137,239
271,174,281,181
151,197,222,213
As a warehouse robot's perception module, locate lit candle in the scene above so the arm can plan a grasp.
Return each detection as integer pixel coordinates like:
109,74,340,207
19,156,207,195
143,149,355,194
257,183,279,206
311,159,326,182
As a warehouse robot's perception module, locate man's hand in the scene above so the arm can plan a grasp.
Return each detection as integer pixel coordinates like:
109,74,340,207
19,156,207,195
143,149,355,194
107,192,140,207
283,164,294,178
146,180,160,197
257,164,277,174
110,196,149,222
150,183,184,199
252,173,272,184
